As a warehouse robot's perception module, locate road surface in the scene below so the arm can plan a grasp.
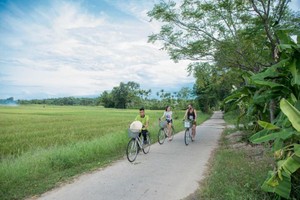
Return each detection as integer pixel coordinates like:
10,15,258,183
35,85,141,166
30,111,225,200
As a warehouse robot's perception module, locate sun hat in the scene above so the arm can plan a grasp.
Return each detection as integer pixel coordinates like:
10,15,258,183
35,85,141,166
129,121,143,132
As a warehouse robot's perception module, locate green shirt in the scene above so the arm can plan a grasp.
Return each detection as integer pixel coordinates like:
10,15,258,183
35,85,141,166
135,115,149,130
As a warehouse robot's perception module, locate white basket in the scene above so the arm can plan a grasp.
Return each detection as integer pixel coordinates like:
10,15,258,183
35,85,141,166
184,121,191,128
128,129,140,138
159,121,167,128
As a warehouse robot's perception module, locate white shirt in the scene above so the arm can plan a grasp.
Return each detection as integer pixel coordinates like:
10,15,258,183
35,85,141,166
164,111,172,120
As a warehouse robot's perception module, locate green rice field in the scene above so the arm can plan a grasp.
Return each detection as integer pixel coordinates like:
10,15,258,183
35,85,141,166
0,105,210,200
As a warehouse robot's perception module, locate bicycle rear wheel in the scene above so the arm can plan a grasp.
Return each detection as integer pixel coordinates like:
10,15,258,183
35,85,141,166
184,129,190,145
126,138,138,162
143,133,151,154
158,128,166,144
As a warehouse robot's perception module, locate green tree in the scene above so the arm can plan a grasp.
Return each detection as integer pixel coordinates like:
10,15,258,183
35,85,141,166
148,0,298,113
176,87,193,109
100,81,142,109
99,91,114,108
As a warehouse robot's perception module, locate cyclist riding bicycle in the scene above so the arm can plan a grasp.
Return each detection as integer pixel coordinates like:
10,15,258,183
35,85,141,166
183,104,197,141
135,107,149,144
159,105,173,141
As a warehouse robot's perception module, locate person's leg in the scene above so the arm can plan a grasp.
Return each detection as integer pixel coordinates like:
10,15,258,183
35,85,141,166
142,130,148,143
192,124,196,139
168,122,173,140
137,132,142,151
167,123,170,136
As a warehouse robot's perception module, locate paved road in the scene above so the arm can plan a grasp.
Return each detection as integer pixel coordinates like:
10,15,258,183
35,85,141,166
31,111,225,200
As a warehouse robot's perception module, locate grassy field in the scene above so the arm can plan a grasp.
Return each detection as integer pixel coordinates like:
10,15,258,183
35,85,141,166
0,105,210,200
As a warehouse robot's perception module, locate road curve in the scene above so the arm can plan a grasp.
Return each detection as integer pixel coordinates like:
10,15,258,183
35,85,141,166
30,111,225,200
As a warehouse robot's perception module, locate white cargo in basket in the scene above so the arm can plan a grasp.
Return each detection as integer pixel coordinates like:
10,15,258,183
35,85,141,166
184,121,191,128
129,121,143,132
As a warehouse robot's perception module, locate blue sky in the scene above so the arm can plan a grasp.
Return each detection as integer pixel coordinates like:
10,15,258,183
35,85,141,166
0,0,299,100
0,0,194,100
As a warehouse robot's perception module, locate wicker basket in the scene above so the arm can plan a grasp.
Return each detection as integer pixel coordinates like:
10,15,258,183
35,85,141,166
159,121,167,128
128,129,140,138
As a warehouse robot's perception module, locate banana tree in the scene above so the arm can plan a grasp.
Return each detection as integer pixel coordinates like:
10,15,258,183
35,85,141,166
224,31,299,127
225,31,300,198
250,98,300,199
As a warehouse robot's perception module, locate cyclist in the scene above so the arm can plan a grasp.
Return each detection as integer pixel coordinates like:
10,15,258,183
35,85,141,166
135,107,149,144
159,105,173,141
183,104,197,141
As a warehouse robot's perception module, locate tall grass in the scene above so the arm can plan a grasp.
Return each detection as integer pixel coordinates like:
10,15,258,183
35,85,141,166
0,132,127,199
0,105,209,200
0,105,137,158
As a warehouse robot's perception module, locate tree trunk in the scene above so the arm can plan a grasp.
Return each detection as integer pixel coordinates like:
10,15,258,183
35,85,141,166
269,99,276,123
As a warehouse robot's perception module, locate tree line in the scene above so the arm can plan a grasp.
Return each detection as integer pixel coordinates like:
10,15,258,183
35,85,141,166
98,81,196,110
17,81,197,110
18,97,99,106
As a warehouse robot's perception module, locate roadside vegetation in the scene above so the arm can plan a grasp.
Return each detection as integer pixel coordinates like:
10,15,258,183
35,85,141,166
0,105,210,200
199,129,275,200
186,111,276,200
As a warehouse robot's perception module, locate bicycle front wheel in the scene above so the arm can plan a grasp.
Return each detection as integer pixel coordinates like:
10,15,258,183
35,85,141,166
143,133,151,154
126,138,138,162
158,128,166,144
184,129,190,146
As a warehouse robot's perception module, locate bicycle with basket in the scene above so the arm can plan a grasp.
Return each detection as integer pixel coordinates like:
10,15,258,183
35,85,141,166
157,119,175,144
126,121,151,162
183,119,193,145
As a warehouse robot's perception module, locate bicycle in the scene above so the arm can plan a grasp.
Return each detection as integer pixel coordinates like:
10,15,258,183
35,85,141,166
183,120,193,145
157,119,175,144
126,129,151,162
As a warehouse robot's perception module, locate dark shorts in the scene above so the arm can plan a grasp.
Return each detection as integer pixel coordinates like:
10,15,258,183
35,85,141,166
166,119,173,124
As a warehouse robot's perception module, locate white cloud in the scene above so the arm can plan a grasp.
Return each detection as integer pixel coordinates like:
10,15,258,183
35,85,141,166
0,0,194,100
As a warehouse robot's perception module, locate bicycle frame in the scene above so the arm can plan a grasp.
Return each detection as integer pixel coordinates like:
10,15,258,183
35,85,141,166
134,134,144,149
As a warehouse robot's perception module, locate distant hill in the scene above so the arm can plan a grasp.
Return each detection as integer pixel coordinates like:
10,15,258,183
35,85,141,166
0,97,17,105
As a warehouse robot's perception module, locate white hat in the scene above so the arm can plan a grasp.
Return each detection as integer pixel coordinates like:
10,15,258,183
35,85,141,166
130,121,143,132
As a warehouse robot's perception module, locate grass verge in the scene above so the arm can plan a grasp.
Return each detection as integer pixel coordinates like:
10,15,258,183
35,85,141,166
185,128,276,200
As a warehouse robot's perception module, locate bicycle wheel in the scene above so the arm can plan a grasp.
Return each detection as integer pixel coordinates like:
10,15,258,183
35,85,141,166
158,128,166,144
126,138,138,162
184,129,190,145
143,133,151,154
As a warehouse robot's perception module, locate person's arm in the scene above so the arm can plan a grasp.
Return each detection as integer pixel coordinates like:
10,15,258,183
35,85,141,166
183,109,188,120
194,109,197,121
159,111,166,119
145,116,149,129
